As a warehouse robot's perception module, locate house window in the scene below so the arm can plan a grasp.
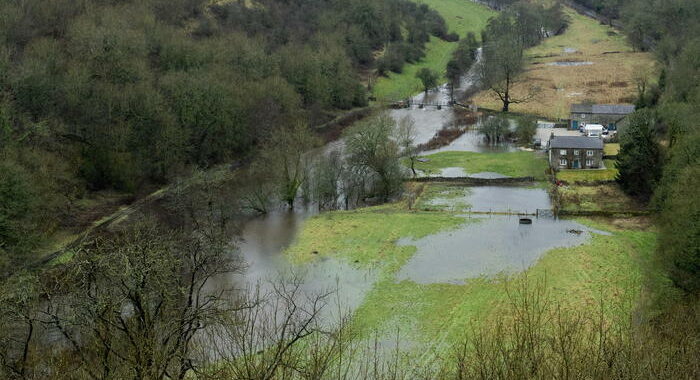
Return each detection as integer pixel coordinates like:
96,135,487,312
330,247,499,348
574,150,580,156
586,159,593,166
581,114,586,119
560,149,567,155
587,150,594,156
560,158,567,166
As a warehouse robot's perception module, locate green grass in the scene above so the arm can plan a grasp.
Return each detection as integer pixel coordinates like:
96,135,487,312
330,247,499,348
283,206,656,353
557,159,618,183
371,0,495,100
415,151,549,179
604,143,620,156
285,206,466,266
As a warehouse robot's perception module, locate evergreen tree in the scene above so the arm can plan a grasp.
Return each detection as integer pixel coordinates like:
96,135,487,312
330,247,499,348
615,109,662,200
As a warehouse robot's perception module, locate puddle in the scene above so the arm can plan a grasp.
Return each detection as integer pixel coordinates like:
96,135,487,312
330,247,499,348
563,47,578,53
437,167,467,177
547,61,594,67
396,216,605,284
468,172,510,179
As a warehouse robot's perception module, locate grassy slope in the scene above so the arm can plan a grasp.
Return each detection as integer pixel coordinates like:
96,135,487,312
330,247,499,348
283,202,656,353
472,8,655,119
416,151,549,179
372,0,495,100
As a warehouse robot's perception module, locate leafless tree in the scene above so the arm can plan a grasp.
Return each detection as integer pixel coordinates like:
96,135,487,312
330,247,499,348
395,115,418,177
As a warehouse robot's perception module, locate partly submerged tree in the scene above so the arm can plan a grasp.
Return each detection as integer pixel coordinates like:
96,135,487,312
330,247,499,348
256,123,321,209
344,113,405,201
396,115,419,177
479,116,511,144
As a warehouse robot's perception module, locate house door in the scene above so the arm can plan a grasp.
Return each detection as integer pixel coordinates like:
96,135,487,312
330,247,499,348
572,120,579,130
573,159,581,169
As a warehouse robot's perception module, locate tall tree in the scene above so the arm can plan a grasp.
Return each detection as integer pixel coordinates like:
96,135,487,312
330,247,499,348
416,68,440,94
344,113,405,201
256,123,320,209
615,110,662,200
479,13,538,112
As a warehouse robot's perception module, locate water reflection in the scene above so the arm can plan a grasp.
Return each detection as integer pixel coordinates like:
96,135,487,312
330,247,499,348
396,215,606,284
208,208,377,325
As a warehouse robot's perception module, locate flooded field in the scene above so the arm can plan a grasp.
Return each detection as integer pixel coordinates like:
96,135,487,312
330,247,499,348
396,215,607,284
208,209,377,323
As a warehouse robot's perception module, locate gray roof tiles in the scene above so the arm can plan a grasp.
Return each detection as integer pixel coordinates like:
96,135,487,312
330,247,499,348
570,104,635,115
549,136,604,150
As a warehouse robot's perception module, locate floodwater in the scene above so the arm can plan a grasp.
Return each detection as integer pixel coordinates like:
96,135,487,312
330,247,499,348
424,186,551,214
208,209,377,324
390,49,484,147
421,129,518,155
547,61,594,66
396,215,608,284
213,51,491,317
207,47,564,333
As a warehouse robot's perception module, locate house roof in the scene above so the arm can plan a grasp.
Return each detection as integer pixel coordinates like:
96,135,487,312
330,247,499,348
570,104,635,115
549,136,603,150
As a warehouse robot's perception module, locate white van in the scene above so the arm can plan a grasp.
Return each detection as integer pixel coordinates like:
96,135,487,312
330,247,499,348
583,124,605,137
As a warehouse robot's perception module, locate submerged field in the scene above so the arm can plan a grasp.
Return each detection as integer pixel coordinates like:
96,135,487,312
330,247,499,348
472,7,655,119
282,185,656,355
371,0,495,100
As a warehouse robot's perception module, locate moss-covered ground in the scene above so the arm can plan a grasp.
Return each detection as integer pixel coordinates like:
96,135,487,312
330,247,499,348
415,151,549,179
371,1,495,100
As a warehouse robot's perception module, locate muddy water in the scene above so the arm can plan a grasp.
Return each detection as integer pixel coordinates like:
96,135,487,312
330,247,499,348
207,209,377,324
424,186,551,213
389,49,485,147
396,215,608,284
421,129,518,154
463,186,551,213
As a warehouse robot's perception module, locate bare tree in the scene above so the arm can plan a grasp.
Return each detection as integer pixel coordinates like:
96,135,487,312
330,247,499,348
0,273,40,379
210,274,343,380
395,115,419,177
344,113,405,201
257,123,321,210
480,13,539,112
